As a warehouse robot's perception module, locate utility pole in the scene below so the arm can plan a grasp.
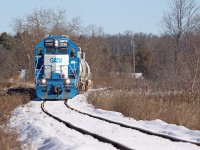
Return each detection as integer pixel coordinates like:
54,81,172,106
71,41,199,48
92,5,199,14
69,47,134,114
117,47,122,76
131,39,135,78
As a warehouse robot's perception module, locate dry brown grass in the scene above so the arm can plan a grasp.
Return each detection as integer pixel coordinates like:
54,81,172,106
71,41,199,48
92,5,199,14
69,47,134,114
0,128,21,150
93,76,150,90
88,89,200,130
0,81,34,150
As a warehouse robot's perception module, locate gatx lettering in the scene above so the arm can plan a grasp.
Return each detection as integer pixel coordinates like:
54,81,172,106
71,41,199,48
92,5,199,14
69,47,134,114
50,58,62,63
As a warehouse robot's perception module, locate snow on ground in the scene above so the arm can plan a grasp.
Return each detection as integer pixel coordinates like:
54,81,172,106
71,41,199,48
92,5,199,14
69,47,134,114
8,91,200,150
70,91,200,143
9,100,115,150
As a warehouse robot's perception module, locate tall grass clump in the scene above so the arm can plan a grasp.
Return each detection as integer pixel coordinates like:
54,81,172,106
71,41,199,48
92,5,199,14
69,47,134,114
0,81,32,150
89,77,200,130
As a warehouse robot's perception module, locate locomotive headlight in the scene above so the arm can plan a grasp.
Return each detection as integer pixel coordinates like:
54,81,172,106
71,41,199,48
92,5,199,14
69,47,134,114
41,78,46,84
65,78,70,84
54,40,58,47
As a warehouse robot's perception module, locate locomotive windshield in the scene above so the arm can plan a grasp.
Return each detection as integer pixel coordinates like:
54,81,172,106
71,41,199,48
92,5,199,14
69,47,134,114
58,47,68,54
46,47,56,54
45,47,68,54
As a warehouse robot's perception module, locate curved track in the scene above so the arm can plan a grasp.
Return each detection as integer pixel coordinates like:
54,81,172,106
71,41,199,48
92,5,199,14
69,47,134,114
65,99,200,147
41,101,133,150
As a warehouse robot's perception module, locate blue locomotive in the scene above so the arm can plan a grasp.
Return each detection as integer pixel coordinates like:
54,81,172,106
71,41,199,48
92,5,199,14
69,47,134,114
34,35,91,100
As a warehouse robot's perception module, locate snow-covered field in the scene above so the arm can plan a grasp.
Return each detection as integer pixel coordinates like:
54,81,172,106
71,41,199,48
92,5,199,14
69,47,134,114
9,91,200,150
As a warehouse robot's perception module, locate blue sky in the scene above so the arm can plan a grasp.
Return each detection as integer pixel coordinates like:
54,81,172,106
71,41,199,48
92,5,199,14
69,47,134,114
0,0,197,35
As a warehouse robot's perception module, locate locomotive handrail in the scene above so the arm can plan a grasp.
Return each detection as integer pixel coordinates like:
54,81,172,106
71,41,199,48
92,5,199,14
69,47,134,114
35,56,39,69
68,65,78,77
34,55,41,84
35,64,79,85
68,65,79,86
35,65,44,85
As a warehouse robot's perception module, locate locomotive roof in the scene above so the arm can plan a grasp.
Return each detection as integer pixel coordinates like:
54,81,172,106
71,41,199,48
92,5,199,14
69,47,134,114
36,35,78,48
44,35,69,39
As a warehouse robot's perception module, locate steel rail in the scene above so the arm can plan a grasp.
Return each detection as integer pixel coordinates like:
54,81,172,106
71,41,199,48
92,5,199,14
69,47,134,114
65,99,200,147
41,100,133,150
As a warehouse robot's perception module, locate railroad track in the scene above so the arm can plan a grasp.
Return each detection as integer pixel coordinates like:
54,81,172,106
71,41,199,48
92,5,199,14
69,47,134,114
41,100,133,150
65,99,200,147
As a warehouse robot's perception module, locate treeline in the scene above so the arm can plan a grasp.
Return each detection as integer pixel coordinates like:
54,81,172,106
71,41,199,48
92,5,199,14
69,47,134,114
1,0,200,92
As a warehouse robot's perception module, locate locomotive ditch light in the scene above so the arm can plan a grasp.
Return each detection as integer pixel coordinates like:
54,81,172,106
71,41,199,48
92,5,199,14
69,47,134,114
65,78,70,84
41,78,46,84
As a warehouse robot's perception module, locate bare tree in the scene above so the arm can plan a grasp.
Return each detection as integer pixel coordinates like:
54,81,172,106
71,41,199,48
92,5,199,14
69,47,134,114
11,8,69,80
68,16,83,36
162,0,200,61
12,8,68,39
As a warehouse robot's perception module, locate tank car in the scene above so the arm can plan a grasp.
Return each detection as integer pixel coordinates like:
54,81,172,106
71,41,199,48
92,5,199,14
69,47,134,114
34,35,91,100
